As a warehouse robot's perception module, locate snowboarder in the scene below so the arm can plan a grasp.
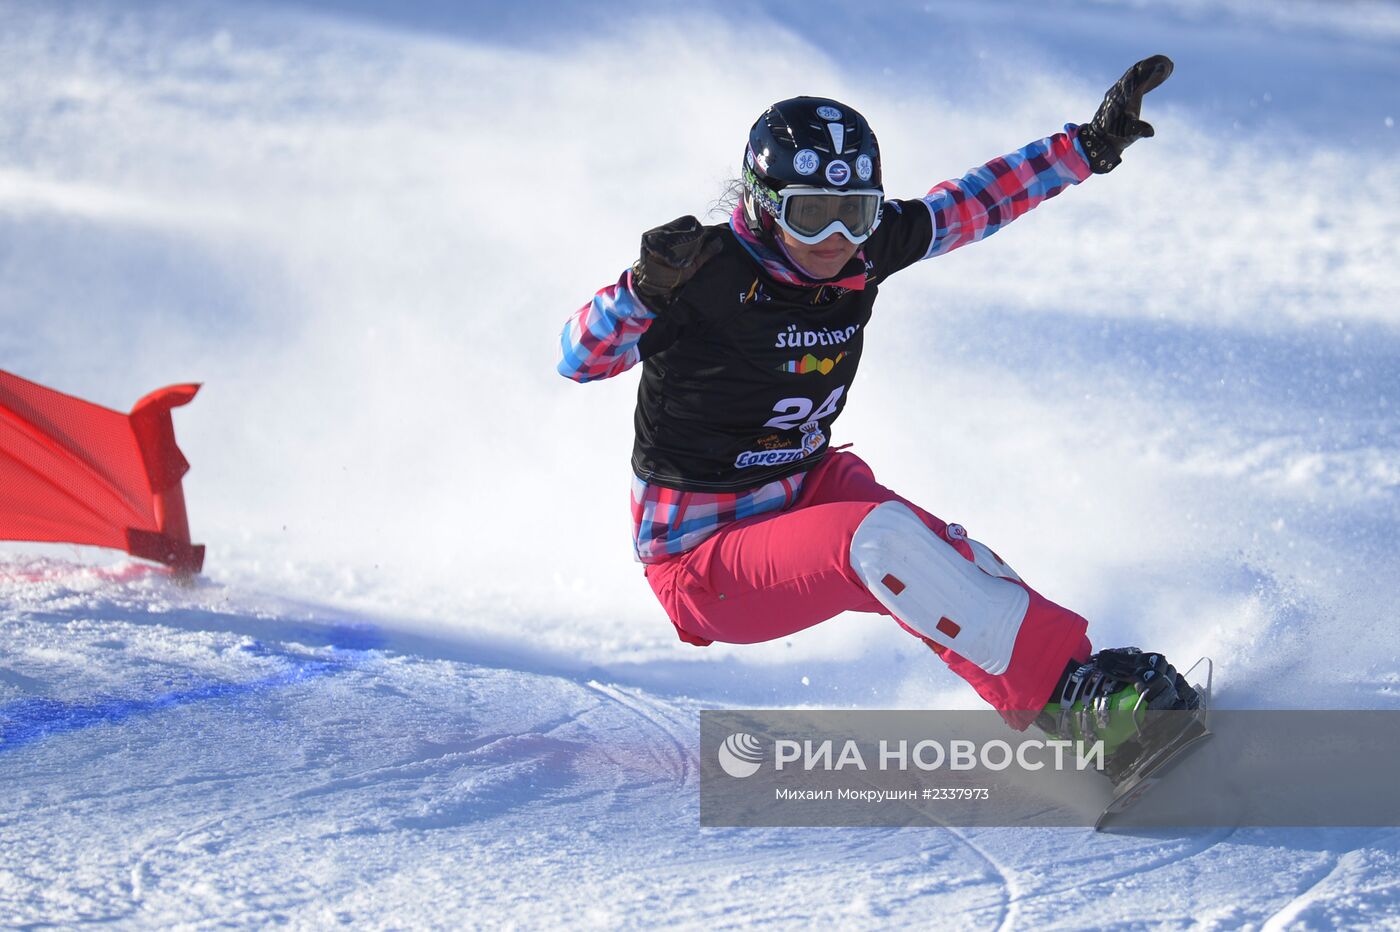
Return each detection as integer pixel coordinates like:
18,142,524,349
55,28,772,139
558,57,1199,776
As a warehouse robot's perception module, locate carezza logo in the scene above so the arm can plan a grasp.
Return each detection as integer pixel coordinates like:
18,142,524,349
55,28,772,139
718,733,764,778
734,385,845,469
825,160,851,185
734,422,825,469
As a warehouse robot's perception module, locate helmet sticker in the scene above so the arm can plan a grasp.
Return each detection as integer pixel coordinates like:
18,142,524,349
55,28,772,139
856,154,873,181
825,160,851,185
827,121,845,154
815,105,842,120
793,149,820,176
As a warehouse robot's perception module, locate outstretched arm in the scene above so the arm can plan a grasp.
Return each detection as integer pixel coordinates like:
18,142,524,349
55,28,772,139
911,54,1174,263
920,127,1092,261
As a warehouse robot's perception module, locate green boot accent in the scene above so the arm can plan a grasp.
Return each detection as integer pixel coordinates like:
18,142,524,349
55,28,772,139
1036,648,1201,783
1038,681,1148,757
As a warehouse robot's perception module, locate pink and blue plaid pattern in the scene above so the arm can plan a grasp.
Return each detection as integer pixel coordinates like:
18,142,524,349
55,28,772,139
630,471,806,563
560,127,1094,564
557,269,655,384
921,125,1091,259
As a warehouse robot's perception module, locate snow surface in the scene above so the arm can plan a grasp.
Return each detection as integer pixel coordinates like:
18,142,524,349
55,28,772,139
2,0,1398,927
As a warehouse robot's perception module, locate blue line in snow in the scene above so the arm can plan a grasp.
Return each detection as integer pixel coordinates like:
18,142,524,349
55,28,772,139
0,626,384,753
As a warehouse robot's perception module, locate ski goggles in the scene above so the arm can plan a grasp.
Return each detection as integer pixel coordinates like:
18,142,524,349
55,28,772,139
775,186,883,245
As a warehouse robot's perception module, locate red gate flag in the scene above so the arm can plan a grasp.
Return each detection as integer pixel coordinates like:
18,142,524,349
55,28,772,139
0,370,204,574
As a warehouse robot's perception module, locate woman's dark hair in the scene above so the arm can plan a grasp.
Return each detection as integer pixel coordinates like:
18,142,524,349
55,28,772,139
710,176,746,219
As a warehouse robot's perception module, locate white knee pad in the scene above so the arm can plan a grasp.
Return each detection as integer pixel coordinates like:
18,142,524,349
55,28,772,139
849,501,1029,675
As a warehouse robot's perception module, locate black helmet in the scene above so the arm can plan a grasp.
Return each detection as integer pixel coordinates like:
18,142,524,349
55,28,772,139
742,96,883,244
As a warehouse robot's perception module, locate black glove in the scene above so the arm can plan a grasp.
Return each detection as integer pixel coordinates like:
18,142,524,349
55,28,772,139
630,216,723,312
1078,54,1174,174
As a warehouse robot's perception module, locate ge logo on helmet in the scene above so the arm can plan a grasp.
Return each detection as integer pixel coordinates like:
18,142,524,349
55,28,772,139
793,149,820,176
718,733,764,778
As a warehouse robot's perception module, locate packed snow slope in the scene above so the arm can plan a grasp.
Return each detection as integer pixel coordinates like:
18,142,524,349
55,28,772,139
2,0,1398,926
7,564,1400,929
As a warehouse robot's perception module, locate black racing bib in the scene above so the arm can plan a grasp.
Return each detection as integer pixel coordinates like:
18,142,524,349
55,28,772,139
631,202,932,492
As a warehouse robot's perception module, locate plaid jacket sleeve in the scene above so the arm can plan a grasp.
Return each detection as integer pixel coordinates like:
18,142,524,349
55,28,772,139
557,269,657,383
921,124,1093,260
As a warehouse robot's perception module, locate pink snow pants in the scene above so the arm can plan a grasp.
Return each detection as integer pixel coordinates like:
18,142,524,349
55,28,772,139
644,450,1092,728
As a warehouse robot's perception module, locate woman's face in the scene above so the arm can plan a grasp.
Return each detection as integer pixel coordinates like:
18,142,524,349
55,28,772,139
776,227,860,280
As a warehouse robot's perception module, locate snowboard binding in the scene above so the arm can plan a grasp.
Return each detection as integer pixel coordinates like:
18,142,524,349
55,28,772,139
1036,647,1203,786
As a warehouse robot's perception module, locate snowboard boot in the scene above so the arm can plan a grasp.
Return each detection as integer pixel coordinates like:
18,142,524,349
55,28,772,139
1036,647,1201,785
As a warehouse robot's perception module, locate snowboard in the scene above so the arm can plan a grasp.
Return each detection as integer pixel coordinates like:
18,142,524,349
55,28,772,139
1094,657,1213,831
